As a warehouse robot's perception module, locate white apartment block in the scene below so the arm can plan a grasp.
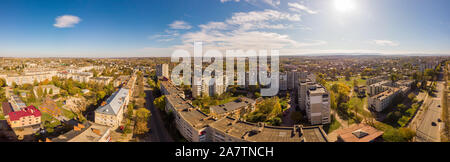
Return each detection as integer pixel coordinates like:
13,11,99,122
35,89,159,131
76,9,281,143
95,88,130,129
298,79,315,111
156,64,169,79
368,88,400,112
1,71,57,86
368,80,392,96
305,84,331,125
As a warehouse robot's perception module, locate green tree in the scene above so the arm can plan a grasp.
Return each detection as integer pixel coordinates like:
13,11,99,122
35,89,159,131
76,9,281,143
154,95,166,111
407,93,416,101
135,108,151,135
96,91,106,101
0,78,5,87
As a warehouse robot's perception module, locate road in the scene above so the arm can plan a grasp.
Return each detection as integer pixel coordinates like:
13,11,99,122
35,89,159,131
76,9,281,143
143,78,173,142
415,81,445,142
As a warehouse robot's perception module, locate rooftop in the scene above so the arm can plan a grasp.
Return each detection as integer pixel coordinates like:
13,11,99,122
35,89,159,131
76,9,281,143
209,117,329,142
373,87,399,101
8,105,41,121
95,88,129,115
334,124,384,142
210,97,256,115
52,122,111,142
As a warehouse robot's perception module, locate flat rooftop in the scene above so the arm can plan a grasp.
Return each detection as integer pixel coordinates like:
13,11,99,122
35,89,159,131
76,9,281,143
52,122,111,142
210,97,255,115
209,117,329,142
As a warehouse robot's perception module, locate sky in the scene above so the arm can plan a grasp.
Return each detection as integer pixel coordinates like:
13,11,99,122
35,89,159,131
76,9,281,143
0,0,449,57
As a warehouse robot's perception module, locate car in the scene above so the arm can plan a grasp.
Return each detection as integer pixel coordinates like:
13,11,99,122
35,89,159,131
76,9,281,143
438,105,441,108
431,122,437,126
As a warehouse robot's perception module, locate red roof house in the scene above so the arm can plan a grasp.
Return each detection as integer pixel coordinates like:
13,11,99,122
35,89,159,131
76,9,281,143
8,105,42,122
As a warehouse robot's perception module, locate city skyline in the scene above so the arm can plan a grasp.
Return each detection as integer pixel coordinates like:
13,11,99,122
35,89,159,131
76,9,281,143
1,0,450,58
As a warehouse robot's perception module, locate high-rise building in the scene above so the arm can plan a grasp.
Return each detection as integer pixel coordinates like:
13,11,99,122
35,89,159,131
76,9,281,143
279,72,288,91
305,84,331,125
298,79,315,111
156,64,169,79
287,71,296,90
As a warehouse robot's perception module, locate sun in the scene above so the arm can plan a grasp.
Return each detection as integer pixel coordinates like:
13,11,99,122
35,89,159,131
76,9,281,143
334,0,356,13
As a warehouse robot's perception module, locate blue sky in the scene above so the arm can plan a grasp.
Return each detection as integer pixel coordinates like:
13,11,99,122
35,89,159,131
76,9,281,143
0,0,449,57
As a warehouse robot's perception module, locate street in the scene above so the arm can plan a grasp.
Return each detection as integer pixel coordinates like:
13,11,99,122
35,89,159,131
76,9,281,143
415,81,445,142
143,78,173,142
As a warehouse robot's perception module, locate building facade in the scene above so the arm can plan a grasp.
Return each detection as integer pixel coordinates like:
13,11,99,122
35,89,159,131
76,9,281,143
94,88,130,129
305,84,331,125
7,105,41,128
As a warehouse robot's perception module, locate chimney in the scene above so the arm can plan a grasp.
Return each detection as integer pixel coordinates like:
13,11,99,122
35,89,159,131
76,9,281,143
78,123,85,129
101,101,107,106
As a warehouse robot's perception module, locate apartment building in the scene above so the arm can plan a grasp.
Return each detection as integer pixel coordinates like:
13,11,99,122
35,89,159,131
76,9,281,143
164,88,215,142
208,117,329,142
1,71,56,86
52,122,111,142
305,84,331,125
156,64,169,79
279,72,288,91
10,95,26,111
394,80,415,88
94,88,130,129
209,97,256,119
368,80,392,96
368,88,400,112
72,72,93,83
192,77,211,98
91,76,113,85
7,105,41,128
298,79,315,111
114,75,130,87
287,71,296,90
367,76,388,85
33,85,60,97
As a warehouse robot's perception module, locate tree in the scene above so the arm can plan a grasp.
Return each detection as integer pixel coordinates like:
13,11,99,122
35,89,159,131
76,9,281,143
96,91,106,101
407,93,416,101
153,95,166,111
135,108,151,135
0,78,5,87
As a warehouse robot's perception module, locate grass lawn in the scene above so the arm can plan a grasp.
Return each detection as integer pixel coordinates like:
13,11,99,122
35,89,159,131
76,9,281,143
349,95,371,117
326,76,367,89
324,114,342,133
61,108,77,119
217,96,240,105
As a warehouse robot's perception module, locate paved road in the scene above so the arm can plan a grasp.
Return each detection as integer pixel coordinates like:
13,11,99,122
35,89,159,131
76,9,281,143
415,81,444,142
143,79,173,142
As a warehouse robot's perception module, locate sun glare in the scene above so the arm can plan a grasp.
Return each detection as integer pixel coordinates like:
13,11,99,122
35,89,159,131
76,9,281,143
334,0,356,13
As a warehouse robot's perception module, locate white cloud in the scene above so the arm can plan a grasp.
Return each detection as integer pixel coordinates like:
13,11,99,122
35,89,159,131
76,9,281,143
220,0,280,7
226,9,301,31
169,20,192,30
288,2,318,14
373,40,399,46
220,0,240,2
199,22,228,31
53,15,81,28
149,30,180,42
